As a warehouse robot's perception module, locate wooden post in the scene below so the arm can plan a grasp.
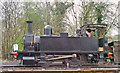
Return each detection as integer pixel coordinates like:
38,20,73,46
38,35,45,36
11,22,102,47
114,1,120,65
118,1,120,41
0,2,2,67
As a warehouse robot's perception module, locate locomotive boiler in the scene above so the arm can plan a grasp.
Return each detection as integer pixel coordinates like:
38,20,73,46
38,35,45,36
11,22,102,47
11,21,99,67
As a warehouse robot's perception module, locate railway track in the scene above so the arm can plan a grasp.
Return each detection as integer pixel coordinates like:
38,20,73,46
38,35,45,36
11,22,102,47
1,67,120,73
1,65,120,72
1,64,120,68
1,65,120,68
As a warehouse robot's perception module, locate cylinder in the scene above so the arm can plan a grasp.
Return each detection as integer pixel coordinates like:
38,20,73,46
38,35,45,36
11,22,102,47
26,21,32,34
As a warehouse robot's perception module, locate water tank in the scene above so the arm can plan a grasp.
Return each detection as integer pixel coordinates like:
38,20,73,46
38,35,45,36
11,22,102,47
44,25,52,36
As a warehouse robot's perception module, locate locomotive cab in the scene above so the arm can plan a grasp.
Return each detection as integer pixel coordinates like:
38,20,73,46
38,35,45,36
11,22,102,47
78,24,108,64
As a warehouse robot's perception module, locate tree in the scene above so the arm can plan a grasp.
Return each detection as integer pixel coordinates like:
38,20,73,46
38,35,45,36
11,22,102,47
2,2,23,60
64,1,117,36
1,1,73,60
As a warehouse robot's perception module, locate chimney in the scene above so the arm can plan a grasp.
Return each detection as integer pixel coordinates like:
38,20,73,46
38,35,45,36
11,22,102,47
26,21,32,34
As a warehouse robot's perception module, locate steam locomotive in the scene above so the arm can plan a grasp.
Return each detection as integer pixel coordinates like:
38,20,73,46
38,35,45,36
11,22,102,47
11,21,108,67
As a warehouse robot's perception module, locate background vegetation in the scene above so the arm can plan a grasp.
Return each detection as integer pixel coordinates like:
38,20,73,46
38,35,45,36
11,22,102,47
1,1,118,60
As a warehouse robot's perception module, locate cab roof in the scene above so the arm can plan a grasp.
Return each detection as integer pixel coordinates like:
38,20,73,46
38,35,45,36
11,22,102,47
81,24,107,28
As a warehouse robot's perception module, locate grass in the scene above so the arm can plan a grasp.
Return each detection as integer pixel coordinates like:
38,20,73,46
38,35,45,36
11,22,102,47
0,59,9,62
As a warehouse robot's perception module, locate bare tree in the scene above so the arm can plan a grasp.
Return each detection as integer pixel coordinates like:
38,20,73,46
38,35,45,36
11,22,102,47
64,0,117,36
2,2,23,60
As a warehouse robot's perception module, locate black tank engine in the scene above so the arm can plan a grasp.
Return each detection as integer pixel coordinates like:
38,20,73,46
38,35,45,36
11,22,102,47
11,21,99,67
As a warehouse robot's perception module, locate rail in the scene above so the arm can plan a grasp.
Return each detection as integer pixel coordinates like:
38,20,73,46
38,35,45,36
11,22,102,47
1,65,120,73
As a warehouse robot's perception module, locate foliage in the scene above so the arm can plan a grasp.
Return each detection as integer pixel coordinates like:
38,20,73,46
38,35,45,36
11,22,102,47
1,1,117,60
1,1,73,60
65,1,117,35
